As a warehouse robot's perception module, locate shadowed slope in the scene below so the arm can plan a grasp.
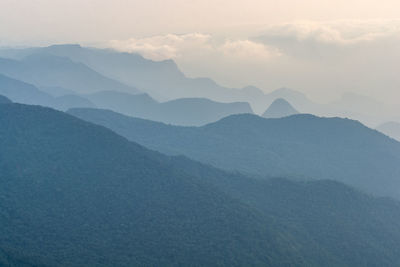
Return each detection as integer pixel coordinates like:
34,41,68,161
69,108,400,199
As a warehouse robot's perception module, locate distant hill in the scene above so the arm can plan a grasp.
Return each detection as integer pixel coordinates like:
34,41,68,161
0,73,94,110
1,44,393,125
377,122,400,141
0,44,316,113
69,108,400,199
3,103,400,266
0,95,11,104
0,53,140,95
86,90,253,126
262,98,299,118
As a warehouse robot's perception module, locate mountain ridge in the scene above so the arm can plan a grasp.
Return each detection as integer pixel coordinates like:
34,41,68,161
68,108,400,199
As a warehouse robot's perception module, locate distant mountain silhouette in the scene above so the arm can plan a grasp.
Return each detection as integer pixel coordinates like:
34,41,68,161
377,122,400,141
262,98,299,118
69,108,400,199
86,90,253,126
0,73,94,110
0,53,140,95
1,44,394,125
0,45,316,113
0,95,11,104
3,103,400,266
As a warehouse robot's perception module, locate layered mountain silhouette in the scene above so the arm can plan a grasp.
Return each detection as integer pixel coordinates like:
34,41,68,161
86,90,253,126
262,98,299,118
69,108,400,199
0,70,251,125
377,121,400,141
2,103,400,266
0,73,94,110
0,53,140,95
0,45,319,113
1,44,396,125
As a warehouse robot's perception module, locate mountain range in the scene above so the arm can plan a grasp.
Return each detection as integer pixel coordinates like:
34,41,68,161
0,45,319,114
69,108,400,199
0,70,252,125
1,44,396,126
0,53,141,95
86,90,253,126
2,102,400,266
0,73,95,110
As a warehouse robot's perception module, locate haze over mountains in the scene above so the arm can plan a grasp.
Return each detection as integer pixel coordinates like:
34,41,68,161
0,41,400,266
0,68,252,125
0,44,396,126
0,53,141,95
69,108,400,199
2,103,400,266
0,73,95,111
86,90,253,126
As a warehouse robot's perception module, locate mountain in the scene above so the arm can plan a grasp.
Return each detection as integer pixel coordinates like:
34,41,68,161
377,122,400,141
69,108,400,199
86,90,253,126
0,45,297,113
262,98,299,118
0,103,302,266
0,73,94,111
1,44,393,126
0,53,140,95
0,95,11,104
3,103,400,266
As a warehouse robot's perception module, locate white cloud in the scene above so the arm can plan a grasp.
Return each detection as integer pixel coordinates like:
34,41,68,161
109,33,213,61
219,40,281,60
109,33,281,62
257,20,400,46
107,21,400,106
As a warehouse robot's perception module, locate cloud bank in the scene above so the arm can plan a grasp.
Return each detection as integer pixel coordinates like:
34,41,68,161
109,20,400,105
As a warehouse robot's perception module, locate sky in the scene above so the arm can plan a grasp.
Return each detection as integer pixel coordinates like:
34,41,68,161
1,0,400,103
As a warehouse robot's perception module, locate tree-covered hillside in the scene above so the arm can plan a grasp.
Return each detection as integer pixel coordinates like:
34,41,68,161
69,108,400,199
2,104,400,266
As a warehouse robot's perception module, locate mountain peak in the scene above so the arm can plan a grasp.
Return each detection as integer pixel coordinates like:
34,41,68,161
262,98,299,118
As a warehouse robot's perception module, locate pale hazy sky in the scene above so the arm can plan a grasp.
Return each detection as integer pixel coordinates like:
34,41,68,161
1,0,400,104
1,0,400,43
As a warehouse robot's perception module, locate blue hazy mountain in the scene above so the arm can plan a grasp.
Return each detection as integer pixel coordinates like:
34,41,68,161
0,73,94,110
377,121,400,141
0,95,11,104
0,53,141,95
1,44,393,126
69,108,400,199
0,44,318,113
86,90,253,126
262,98,299,118
2,103,400,266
